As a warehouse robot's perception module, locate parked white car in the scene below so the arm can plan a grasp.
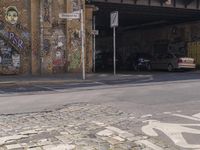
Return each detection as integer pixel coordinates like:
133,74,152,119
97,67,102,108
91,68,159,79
149,53,196,72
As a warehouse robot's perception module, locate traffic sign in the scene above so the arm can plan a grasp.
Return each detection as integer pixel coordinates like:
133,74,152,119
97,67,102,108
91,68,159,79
110,11,118,28
59,13,80,19
91,30,99,35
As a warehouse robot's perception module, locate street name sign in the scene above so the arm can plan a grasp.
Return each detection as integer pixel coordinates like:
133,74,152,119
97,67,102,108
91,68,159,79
91,30,99,35
59,13,80,19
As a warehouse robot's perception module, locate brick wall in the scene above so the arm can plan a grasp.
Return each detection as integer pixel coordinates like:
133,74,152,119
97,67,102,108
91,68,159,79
0,0,94,75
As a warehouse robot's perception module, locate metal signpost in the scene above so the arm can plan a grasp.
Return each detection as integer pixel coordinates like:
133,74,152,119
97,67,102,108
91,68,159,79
110,11,118,76
59,10,85,80
92,16,99,73
80,9,85,80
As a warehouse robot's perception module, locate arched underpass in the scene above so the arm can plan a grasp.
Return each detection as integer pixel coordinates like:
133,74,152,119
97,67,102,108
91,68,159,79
87,0,200,72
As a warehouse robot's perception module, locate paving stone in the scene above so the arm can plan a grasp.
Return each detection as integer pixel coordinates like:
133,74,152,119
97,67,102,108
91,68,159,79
103,137,121,145
0,135,28,145
5,144,22,149
112,136,125,142
91,121,106,127
20,130,38,135
27,147,42,150
45,144,76,150
119,132,134,139
106,126,125,134
96,130,114,137
55,135,74,143
0,103,170,150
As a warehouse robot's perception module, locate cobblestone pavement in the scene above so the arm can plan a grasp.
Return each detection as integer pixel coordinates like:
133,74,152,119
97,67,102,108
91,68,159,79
0,103,174,150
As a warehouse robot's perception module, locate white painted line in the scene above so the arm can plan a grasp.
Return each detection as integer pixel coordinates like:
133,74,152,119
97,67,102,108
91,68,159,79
141,114,152,118
172,114,200,122
193,113,200,119
142,120,200,149
135,140,164,150
163,112,171,114
176,110,182,113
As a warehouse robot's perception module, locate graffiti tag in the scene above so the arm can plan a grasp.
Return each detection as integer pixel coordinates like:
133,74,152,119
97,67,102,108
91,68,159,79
5,32,24,49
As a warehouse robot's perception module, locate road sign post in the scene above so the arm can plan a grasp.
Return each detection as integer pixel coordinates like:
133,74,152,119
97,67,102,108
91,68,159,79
110,11,118,76
92,16,99,72
80,9,85,80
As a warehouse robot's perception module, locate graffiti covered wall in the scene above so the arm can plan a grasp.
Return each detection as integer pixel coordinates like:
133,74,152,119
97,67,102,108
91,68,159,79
0,0,93,75
0,1,30,74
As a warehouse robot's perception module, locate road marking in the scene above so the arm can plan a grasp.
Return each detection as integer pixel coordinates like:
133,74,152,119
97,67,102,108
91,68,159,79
142,120,200,149
172,114,200,122
163,112,171,114
193,113,200,119
141,114,152,118
135,140,164,150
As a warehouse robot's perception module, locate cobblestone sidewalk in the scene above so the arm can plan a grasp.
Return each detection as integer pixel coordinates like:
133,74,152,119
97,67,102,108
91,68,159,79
0,103,171,150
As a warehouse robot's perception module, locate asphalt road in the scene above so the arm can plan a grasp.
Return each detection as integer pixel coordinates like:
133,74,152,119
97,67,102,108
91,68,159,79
1,71,200,149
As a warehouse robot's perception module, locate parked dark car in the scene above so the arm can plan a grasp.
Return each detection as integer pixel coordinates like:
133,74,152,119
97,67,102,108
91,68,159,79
149,53,196,72
126,53,152,71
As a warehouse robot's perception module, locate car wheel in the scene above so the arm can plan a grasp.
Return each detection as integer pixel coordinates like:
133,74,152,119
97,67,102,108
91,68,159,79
167,64,173,72
147,63,152,71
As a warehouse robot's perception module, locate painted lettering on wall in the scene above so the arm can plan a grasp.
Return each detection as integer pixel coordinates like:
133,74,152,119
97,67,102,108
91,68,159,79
0,37,20,74
43,0,51,23
4,32,24,49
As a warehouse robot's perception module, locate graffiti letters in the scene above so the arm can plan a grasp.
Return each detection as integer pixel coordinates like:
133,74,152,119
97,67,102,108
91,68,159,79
0,21,5,30
43,0,51,23
72,0,80,12
5,32,24,49
43,39,50,55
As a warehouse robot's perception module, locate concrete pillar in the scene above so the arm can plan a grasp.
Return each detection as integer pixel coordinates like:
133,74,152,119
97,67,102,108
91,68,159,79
31,0,41,75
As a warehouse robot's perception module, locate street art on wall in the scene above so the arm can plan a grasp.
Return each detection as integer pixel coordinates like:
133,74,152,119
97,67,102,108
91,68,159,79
5,6,19,25
72,0,80,12
43,0,51,22
0,3,31,75
52,29,66,67
0,21,5,30
5,32,24,49
0,38,20,74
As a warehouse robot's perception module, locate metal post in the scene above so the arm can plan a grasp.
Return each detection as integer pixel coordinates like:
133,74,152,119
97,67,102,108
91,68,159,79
81,9,86,80
93,16,96,73
113,27,116,76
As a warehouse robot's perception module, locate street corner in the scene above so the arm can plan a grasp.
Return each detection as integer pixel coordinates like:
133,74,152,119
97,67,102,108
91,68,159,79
0,103,165,150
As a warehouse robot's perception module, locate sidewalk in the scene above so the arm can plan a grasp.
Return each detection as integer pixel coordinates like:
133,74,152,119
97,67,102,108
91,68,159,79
0,73,152,85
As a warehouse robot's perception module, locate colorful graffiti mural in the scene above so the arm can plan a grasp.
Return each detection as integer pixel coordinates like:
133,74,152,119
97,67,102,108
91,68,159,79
52,29,66,67
0,37,20,74
0,3,31,75
5,6,19,25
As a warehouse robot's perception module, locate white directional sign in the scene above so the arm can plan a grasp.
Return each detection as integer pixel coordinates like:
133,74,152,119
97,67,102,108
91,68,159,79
110,11,118,28
59,13,80,19
91,30,99,35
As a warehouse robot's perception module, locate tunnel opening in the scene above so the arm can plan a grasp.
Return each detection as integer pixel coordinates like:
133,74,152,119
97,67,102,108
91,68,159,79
89,2,200,72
